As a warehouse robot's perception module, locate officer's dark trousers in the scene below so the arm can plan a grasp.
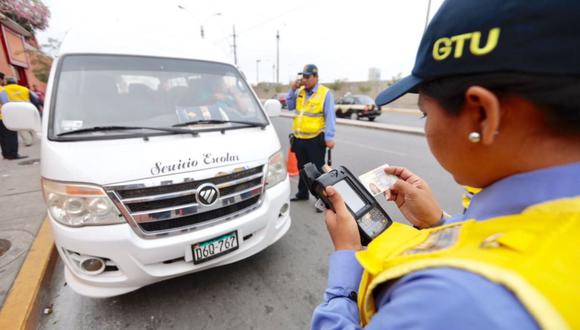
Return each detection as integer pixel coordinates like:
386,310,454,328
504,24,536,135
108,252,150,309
292,134,326,198
0,120,18,158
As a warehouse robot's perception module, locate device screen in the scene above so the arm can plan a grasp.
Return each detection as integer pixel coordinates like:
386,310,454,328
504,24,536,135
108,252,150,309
333,180,366,214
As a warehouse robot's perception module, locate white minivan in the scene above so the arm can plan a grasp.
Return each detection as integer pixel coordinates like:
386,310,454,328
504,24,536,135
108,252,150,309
2,26,291,297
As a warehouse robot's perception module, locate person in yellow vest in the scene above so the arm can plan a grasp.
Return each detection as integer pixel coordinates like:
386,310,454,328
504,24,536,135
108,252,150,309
0,72,27,159
286,64,336,209
312,0,580,329
0,77,39,155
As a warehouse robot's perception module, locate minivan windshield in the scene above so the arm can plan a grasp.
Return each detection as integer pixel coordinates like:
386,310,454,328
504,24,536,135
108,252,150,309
50,55,268,139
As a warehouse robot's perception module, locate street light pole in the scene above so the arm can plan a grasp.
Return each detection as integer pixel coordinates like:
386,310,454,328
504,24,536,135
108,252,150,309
256,59,261,84
424,0,432,31
177,5,221,39
276,30,280,84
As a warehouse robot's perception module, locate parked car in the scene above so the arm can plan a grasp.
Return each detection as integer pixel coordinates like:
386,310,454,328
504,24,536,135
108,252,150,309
334,94,382,121
273,93,287,108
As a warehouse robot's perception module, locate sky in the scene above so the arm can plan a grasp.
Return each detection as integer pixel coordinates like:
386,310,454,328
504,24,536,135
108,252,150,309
36,0,445,84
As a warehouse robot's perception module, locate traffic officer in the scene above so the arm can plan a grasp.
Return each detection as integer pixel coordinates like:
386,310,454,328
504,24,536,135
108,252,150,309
312,0,580,329
0,77,38,159
286,64,336,205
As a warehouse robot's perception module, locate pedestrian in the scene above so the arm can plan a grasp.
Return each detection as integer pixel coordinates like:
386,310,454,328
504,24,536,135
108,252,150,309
0,77,39,158
286,64,336,209
31,84,45,113
312,0,580,329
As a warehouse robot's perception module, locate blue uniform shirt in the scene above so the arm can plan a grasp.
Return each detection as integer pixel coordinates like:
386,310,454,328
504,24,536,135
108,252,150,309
286,84,336,141
312,162,580,329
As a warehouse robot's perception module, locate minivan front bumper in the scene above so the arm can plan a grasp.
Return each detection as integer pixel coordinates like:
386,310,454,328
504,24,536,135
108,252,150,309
51,177,291,298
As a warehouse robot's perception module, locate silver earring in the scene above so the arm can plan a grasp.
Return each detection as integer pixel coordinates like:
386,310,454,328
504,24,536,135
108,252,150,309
468,132,481,143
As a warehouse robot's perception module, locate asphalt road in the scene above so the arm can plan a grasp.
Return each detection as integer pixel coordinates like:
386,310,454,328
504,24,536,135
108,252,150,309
357,110,424,128
39,118,463,330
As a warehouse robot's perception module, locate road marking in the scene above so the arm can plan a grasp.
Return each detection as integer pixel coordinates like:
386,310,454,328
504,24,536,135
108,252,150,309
335,139,407,156
0,218,56,330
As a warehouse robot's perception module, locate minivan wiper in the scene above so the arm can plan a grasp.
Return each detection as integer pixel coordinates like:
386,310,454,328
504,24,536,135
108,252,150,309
172,119,266,128
56,125,198,137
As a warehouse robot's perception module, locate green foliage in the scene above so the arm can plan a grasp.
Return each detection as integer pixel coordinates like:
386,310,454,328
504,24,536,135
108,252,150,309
387,73,403,87
358,85,372,94
328,79,345,91
26,38,58,83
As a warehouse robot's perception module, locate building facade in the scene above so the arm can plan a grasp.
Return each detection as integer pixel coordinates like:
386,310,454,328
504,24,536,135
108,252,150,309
0,12,48,92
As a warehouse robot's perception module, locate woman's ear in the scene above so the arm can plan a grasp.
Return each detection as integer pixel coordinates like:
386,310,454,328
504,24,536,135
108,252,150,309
464,86,501,145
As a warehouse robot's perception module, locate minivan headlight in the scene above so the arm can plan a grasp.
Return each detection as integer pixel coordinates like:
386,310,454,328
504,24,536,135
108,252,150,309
266,150,287,189
42,178,125,227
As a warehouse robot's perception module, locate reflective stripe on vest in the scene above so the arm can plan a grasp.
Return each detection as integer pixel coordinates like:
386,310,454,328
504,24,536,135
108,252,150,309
292,85,329,139
356,197,580,329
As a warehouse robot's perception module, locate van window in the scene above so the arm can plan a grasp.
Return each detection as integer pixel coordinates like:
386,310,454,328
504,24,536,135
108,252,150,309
50,55,267,138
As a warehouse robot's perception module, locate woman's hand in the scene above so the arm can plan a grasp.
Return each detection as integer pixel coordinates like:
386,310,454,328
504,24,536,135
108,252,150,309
324,186,363,251
385,166,443,229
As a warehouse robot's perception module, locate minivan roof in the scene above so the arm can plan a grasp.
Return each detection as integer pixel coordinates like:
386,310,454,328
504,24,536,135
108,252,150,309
58,17,232,65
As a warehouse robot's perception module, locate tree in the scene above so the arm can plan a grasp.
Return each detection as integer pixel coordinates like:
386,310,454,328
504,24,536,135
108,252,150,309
387,73,403,87
24,38,58,83
328,79,346,92
0,0,50,32
358,85,372,94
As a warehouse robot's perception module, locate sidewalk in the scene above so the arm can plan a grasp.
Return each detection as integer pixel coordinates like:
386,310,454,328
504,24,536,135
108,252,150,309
0,139,46,308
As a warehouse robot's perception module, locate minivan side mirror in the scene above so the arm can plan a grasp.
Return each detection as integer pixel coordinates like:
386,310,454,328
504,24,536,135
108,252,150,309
263,99,282,117
1,102,42,133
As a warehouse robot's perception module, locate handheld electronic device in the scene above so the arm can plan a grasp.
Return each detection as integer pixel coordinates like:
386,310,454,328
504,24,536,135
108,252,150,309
302,163,393,245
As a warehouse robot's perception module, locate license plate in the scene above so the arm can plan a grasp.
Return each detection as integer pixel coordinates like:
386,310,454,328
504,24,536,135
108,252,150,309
192,231,239,265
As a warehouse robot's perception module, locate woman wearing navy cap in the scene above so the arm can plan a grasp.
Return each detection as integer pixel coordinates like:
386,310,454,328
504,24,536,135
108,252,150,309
312,0,580,329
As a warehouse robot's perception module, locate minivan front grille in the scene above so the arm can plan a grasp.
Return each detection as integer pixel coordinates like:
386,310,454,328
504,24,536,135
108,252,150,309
139,195,261,232
107,165,265,237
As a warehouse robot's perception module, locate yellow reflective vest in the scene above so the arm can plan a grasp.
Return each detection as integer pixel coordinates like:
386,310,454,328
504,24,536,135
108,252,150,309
3,84,31,102
356,197,580,329
292,85,329,139
462,185,483,209
0,84,32,120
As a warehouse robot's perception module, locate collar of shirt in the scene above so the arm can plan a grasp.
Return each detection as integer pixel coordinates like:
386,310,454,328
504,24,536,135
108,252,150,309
305,83,319,96
462,162,580,221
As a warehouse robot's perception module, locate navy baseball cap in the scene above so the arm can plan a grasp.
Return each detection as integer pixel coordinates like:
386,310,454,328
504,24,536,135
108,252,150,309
299,64,318,76
376,0,580,106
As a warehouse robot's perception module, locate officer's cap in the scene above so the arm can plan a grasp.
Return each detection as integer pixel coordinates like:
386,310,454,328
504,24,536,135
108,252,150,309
299,64,318,77
376,0,580,106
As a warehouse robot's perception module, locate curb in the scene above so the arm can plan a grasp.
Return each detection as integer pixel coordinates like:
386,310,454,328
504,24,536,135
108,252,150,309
279,112,425,136
0,218,56,330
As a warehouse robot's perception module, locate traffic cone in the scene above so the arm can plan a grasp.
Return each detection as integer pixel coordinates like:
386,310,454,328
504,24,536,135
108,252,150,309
287,149,299,177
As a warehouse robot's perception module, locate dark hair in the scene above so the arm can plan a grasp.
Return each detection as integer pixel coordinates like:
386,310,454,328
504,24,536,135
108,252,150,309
420,73,580,135
0,72,4,79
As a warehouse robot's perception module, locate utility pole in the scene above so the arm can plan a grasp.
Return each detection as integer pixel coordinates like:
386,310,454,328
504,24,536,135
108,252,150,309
232,25,238,65
256,59,261,83
201,25,205,39
276,30,280,83
424,0,432,32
